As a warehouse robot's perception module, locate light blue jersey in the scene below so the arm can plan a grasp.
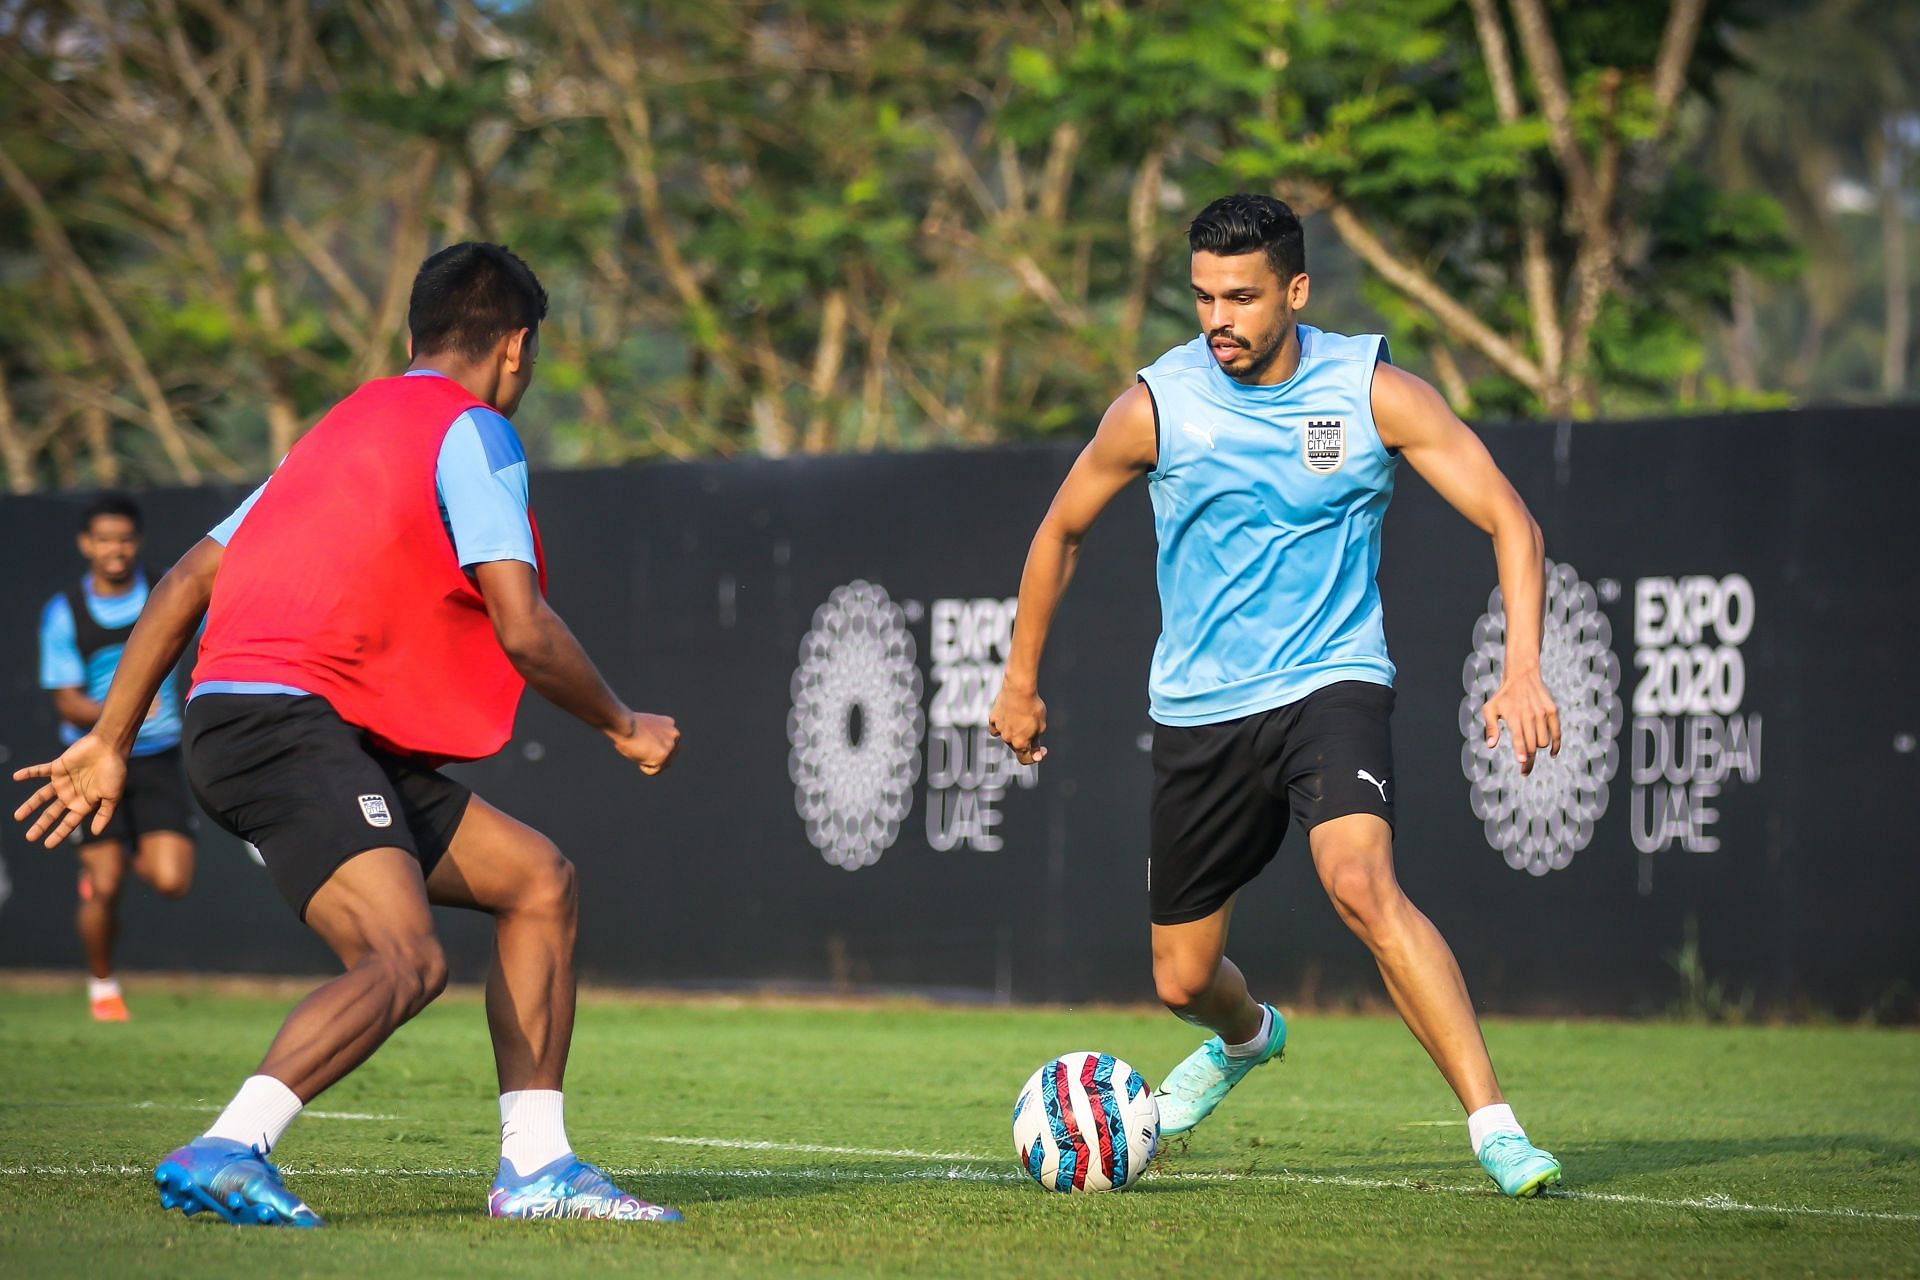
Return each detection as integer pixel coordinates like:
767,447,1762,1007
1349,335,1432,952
194,370,535,702
1137,326,1396,726
39,570,184,755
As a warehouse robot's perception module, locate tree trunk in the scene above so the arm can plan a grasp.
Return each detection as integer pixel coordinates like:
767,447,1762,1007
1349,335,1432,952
1116,140,1167,373
750,313,794,456
857,304,896,451
1427,342,1474,415
1880,121,1910,398
804,288,850,454
1725,266,1760,394
0,142,203,482
0,362,33,493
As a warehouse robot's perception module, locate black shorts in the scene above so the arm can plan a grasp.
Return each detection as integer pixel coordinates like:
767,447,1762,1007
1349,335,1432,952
183,694,472,919
76,746,196,850
1149,680,1396,925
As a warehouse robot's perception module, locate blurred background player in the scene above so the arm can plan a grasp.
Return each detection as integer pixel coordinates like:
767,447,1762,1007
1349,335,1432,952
989,194,1564,1198
13,243,683,1227
37,493,195,1021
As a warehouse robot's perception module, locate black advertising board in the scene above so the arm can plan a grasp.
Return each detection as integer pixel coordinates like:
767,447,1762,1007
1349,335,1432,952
1,407,1914,1017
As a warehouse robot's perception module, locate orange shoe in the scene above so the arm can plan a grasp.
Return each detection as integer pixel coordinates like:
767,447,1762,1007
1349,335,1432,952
90,993,131,1022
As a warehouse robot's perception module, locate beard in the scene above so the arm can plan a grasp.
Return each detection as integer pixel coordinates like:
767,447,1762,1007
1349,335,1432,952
1210,325,1289,383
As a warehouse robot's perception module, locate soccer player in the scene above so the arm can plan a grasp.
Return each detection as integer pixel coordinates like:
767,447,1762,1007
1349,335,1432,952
988,195,1564,1197
12,244,684,1226
38,493,196,1021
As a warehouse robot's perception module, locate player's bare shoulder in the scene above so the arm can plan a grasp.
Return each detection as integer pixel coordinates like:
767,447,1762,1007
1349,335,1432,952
1090,381,1160,474
1368,361,1456,452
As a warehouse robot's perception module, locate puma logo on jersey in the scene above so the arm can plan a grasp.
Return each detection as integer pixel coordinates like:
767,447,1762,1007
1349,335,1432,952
1357,769,1390,803
1181,421,1217,450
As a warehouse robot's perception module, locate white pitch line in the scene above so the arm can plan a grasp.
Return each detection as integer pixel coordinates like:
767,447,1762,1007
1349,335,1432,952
5,1137,1916,1226
119,1101,404,1121
648,1135,989,1162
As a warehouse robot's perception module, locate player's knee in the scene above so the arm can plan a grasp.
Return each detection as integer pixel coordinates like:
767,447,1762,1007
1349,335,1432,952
1323,862,1394,935
375,935,447,1014
520,844,576,922
149,864,193,898
83,862,125,901
1153,958,1217,1015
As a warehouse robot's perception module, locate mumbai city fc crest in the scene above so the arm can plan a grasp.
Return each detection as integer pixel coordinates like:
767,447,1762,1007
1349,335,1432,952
1303,418,1346,474
357,794,393,828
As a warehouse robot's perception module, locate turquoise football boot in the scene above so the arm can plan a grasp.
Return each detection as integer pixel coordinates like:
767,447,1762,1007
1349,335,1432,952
154,1137,323,1227
488,1154,682,1222
1154,1003,1287,1137
1477,1132,1563,1198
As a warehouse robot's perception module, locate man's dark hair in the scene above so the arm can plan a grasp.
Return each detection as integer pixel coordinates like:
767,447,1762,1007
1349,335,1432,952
1187,194,1306,283
79,491,141,534
407,242,549,361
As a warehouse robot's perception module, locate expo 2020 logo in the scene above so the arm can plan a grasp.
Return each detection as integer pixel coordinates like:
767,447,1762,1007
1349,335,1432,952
787,581,925,870
1459,560,1624,876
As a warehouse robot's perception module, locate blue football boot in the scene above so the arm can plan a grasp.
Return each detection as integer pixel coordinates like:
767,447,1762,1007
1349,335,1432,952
154,1137,323,1227
1477,1132,1564,1198
488,1154,682,1222
1154,1003,1288,1137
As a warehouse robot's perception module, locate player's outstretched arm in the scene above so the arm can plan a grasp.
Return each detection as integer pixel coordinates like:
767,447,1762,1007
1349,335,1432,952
1372,362,1560,775
13,536,224,844
989,382,1158,765
472,559,679,776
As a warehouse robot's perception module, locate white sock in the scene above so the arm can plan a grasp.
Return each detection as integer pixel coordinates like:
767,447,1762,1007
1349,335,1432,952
204,1075,304,1154
1467,1103,1526,1156
500,1090,571,1177
87,976,121,1003
1222,1004,1273,1059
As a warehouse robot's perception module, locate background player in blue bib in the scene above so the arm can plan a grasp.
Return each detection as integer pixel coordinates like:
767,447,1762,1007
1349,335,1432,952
37,494,196,1021
989,195,1565,1198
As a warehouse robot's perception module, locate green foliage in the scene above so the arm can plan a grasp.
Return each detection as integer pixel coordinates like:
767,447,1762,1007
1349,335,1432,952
0,0,1895,487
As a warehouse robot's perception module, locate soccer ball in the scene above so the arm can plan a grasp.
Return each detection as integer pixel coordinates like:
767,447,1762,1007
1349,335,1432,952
1012,1051,1159,1191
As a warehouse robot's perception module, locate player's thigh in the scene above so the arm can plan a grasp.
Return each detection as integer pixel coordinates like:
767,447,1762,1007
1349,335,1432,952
185,694,434,921
76,839,129,897
424,794,572,917
131,831,195,896
304,845,438,970
1273,680,1398,835
1148,715,1289,928
1307,813,1401,918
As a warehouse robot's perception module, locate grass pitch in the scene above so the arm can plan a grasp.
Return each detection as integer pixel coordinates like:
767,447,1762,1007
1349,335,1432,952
1,981,1915,1278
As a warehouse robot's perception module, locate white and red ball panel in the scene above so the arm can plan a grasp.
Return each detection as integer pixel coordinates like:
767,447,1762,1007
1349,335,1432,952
1012,1051,1158,1192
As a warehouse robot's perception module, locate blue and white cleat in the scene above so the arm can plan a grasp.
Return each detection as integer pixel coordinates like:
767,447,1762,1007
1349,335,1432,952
1477,1132,1563,1198
153,1137,323,1227
1154,1003,1287,1137
488,1154,682,1222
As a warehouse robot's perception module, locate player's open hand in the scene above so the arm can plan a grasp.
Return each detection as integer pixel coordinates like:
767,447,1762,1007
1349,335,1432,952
611,711,680,775
12,734,127,846
988,682,1048,766
1481,670,1561,776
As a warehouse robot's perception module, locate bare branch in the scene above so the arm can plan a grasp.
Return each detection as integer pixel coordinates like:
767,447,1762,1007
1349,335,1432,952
803,288,850,454
1506,0,1593,213
1650,0,1708,131
0,140,203,481
1037,122,1082,226
554,0,742,384
1427,341,1475,415
1318,197,1545,392
1469,0,1564,382
0,361,35,492
280,214,373,324
1116,138,1167,374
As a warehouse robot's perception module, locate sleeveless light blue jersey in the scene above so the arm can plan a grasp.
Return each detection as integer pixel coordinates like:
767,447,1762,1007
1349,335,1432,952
1137,325,1396,726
